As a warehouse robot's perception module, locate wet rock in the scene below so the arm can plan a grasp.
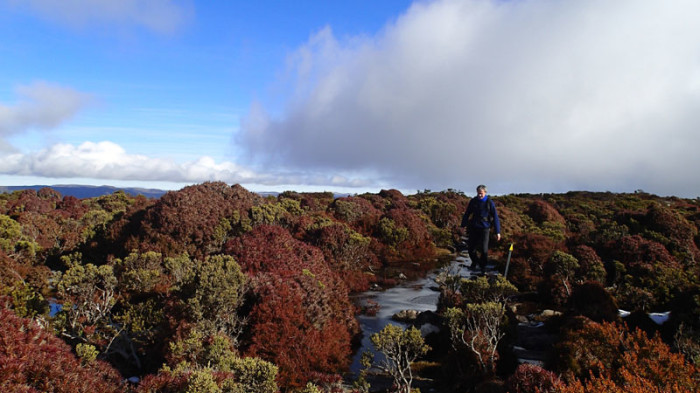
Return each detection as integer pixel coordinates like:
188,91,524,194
416,310,440,326
420,323,440,336
433,273,446,286
529,309,562,323
391,310,441,327
392,309,420,322
515,314,529,324
513,322,557,365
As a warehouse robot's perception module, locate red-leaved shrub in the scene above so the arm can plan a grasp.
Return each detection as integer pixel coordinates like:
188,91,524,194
0,307,122,393
226,225,356,388
506,363,564,393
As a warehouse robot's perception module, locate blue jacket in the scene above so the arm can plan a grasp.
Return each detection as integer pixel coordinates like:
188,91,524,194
461,196,501,234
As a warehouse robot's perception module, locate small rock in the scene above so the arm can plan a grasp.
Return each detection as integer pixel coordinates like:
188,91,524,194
420,323,440,336
538,309,561,318
515,315,529,324
416,310,440,326
392,309,419,322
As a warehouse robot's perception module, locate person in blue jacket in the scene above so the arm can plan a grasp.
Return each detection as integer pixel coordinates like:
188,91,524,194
461,184,501,273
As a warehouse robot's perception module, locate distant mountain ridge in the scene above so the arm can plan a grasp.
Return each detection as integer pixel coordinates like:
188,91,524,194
0,184,168,199
0,184,351,200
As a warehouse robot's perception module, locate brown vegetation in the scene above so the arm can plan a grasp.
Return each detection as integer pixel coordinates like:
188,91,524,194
0,185,698,392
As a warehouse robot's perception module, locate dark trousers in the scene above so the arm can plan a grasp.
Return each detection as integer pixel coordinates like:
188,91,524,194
468,227,490,272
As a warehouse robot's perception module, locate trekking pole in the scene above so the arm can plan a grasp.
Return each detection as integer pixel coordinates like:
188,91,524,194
504,243,514,278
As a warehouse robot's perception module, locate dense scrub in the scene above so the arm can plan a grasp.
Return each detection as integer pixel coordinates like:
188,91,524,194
0,185,698,392
435,191,700,392
0,184,464,391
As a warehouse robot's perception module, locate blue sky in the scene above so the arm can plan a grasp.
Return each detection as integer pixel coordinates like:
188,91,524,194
1,0,700,197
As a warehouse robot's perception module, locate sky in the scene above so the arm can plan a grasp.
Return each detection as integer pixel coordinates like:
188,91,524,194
1,0,699,198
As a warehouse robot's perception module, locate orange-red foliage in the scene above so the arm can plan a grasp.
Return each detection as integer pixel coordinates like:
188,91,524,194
556,320,699,391
139,182,262,258
506,363,564,393
527,199,566,226
331,196,382,236
1,189,87,259
570,245,605,281
226,225,355,388
305,222,374,292
566,281,619,323
383,206,435,261
3,185,699,392
645,203,700,262
0,306,122,393
137,369,234,393
610,235,676,268
378,189,410,209
245,277,351,387
507,233,557,291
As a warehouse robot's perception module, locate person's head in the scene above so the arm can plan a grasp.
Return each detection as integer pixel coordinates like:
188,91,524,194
476,185,487,199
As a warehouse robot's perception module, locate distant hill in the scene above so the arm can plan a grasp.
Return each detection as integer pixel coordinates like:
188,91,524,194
0,184,168,199
0,184,356,200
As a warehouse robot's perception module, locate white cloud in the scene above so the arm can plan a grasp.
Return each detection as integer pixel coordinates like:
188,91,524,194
0,82,91,138
6,0,191,34
0,141,372,189
238,0,700,197
0,80,376,191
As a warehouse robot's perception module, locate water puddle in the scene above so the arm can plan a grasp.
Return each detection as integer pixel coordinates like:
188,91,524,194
348,253,475,374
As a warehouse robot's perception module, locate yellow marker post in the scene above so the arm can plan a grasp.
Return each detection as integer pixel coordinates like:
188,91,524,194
504,243,514,278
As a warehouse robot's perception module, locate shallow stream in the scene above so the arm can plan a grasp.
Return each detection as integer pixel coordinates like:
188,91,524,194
348,252,475,375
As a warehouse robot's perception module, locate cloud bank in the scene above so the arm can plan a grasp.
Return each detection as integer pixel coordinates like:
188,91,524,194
239,0,700,197
0,141,370,189
0,83,371,190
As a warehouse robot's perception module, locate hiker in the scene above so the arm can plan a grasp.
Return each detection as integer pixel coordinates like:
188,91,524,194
461,185,501,273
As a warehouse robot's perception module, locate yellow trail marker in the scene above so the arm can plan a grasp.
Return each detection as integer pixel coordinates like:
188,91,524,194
504,243,514,278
